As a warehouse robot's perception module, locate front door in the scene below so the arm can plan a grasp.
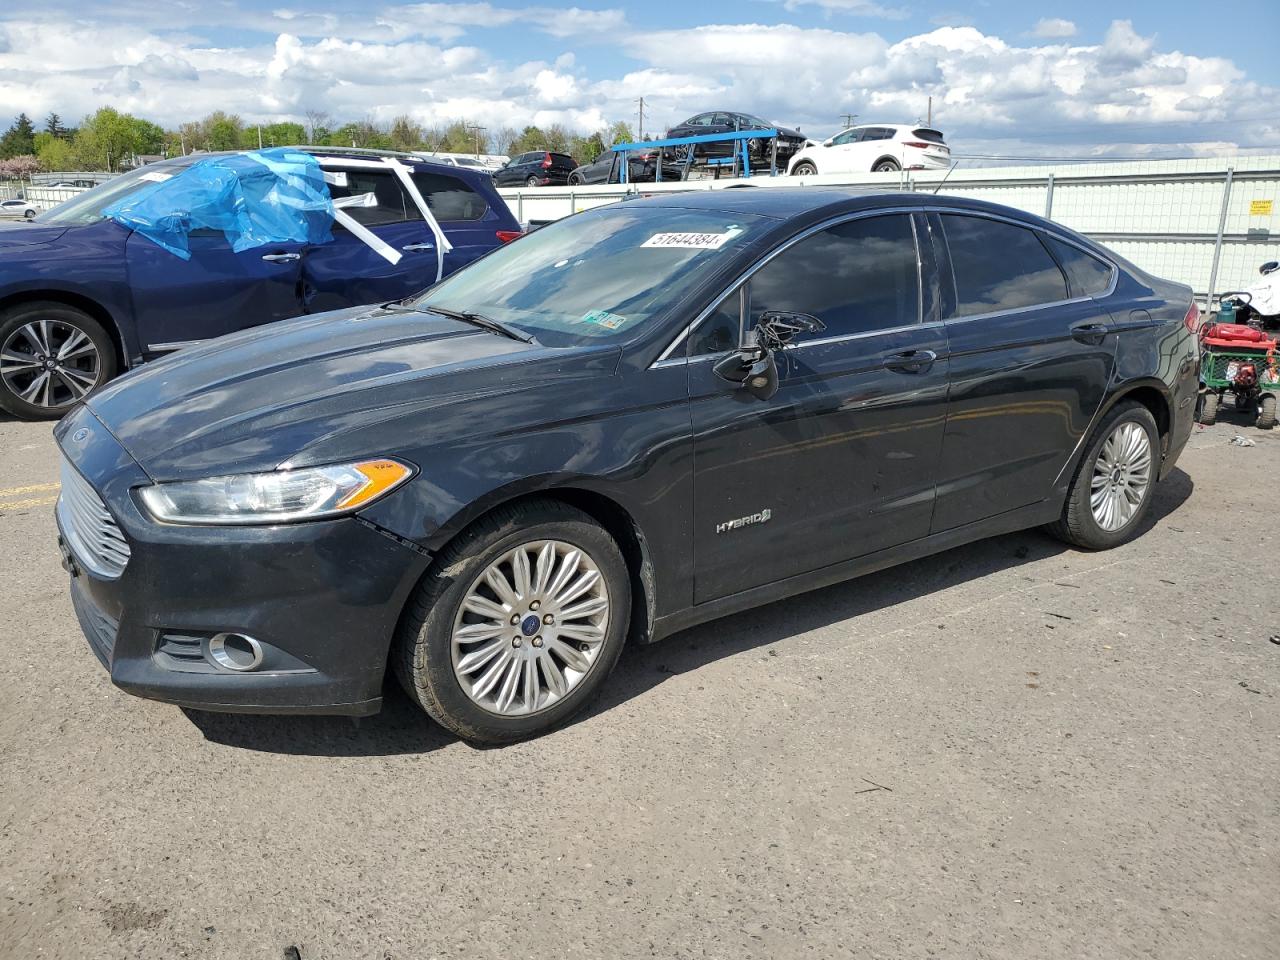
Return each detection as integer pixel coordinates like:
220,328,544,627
928,212,1118,531
688,213,951,603
125,229,305,353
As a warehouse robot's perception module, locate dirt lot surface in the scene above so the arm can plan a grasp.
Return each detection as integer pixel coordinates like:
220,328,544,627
1,410,1277,960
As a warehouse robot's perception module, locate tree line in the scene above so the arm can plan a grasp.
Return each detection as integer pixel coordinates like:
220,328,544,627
0,108,639,175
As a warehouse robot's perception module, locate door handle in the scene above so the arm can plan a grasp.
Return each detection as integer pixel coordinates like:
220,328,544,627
261,252,300,262
1070,322,1109,344
401,242,435,251
882,349,937,372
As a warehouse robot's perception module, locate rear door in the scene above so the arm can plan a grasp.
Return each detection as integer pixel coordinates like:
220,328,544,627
686,213,951,602
125,229,305,353
929,212,1117,531
411,168,501,275
300,165,439,311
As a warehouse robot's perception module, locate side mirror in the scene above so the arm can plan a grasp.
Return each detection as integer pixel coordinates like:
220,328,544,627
711,312,825,401
823,137,835,147
1261,261,1279,276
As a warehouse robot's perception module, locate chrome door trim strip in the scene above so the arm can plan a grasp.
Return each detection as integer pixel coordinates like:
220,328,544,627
147,339,208,353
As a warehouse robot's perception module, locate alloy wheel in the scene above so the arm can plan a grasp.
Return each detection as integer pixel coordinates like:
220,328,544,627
451,539,611,716
1090,421,1152,531
0,318,102,410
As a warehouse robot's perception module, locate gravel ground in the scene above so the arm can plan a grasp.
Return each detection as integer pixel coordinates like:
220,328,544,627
0,409,1277,960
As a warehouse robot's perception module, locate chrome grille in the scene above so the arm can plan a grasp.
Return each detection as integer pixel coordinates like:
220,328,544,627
56,457,130,579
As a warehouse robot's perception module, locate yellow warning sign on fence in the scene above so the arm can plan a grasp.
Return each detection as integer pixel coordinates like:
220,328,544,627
1249,199,1274,216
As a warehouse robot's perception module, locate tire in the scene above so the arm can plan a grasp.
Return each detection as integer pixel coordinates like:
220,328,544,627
24,209,36,220
1258,394,1277,429
393,499,631,744
525,176,541,188
873,158,901,172
1046,400,1160,550
792,161,817,176
0,302,117,420
1198,391,1219,425
567,173,584,186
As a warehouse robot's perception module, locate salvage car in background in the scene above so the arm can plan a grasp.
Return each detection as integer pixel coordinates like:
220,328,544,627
0,148,521,420
567,150,684,185
492,151,577,187
0,198,41,221
56,189,1198,744
789,125,951,175
664,111,807,167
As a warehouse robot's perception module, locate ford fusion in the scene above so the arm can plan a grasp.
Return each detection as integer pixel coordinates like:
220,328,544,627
56,190,1198,744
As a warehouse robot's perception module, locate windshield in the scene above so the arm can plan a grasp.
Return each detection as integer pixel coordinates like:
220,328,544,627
411,204,771,347
38,160,197,225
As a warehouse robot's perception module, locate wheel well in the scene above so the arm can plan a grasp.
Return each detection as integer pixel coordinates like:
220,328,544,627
873,155,900,169
0,291,126,369
1115,385,1171,453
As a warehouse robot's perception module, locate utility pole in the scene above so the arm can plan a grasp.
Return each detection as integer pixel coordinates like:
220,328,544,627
469,124,487,157
257,125,263,149
927,96,932,126
635,97,646,140
840,113,858,129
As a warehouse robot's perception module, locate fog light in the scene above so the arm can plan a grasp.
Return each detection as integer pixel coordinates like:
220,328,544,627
208,633,264,672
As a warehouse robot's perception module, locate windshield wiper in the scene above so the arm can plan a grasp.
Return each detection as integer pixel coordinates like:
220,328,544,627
422,305,534,344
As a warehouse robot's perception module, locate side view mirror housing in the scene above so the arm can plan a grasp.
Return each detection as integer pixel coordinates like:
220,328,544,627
712,312,825,401
1261,261,1279,276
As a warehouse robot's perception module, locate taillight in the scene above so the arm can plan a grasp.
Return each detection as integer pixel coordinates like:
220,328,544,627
541,153,552,169
495,230,522,243
903,141,932,149
1184,302,1200,334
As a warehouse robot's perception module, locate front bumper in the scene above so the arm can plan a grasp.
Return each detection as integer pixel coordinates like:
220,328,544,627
55,408,431,716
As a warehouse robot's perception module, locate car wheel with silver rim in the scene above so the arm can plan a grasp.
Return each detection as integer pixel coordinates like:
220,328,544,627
0,302,117,420
1047,400,1160,550
394,499,630,743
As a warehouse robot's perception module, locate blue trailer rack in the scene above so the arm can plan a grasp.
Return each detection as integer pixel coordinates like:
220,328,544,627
610,129,783,184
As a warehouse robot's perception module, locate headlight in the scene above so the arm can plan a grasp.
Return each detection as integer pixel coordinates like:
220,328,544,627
137,459,413,525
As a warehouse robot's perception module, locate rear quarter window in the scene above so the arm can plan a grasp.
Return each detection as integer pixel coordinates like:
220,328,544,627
411,172,489,222
1043,235,1114,297
327,170,411,226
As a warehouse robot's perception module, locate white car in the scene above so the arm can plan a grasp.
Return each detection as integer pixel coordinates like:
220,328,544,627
0,198,40,220
788,124,951,176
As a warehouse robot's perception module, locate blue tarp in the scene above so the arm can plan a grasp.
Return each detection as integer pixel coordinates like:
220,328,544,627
102,148,334,260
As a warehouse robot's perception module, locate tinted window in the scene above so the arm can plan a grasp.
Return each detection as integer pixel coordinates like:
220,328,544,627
912,128,945,144
688,291,742,356
412,172,488,221
942,215,1068,316
862,127,895,141
748,214,920,339
1044,235,1113,297
327,170,412,226
830,129,858,146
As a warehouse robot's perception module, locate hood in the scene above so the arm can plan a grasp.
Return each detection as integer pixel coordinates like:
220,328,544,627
87,305,620,480
0,222,69,247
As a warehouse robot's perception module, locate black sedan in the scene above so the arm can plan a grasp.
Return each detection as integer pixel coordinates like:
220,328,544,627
665,110,807,165
567,151,684,185
56,190,1198,744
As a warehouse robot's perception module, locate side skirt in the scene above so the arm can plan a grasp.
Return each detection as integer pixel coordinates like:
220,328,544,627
649,497,1063,644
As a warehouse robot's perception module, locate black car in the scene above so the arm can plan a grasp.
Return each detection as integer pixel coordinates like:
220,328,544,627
567,151,685,185
665,111,807,166
57,190,1198,744
492,151,577,187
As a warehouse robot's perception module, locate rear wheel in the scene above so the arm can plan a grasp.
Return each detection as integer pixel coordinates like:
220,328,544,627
525,175,541,188
792,161,817,176
0,302,117,420
1046,401,1159,550
1198,391,1219,425
1258,394,1277,429
874,158,901,172
393,499,631,744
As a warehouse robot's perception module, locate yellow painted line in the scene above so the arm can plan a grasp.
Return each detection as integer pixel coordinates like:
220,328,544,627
0,482,60,497
0,495,59,510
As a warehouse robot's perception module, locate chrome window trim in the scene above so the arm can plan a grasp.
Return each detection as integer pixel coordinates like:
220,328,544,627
650,204,1121,368
148,339,208,353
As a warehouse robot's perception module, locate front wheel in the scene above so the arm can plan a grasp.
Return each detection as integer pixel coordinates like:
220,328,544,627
1258,394,1277,429
1046,401,1160,550
0,302,117,420
567,173,584,186
792,161,817,176
24,209,36,220
393,499,631,744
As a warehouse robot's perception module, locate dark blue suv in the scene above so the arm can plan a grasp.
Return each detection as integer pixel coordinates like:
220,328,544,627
0,148,521,419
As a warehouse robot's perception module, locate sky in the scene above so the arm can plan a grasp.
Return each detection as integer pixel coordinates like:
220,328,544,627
0,0,1277,158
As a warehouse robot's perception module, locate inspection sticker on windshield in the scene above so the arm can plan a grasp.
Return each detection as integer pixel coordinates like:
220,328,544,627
642,231,736,250
580,309,628,330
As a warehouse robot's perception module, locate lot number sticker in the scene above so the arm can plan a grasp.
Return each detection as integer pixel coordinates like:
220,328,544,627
643,231,736,250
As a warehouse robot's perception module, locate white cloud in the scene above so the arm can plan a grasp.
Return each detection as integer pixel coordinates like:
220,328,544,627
1031,18,1077,39
779,0,908,19
0,8,1276,157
